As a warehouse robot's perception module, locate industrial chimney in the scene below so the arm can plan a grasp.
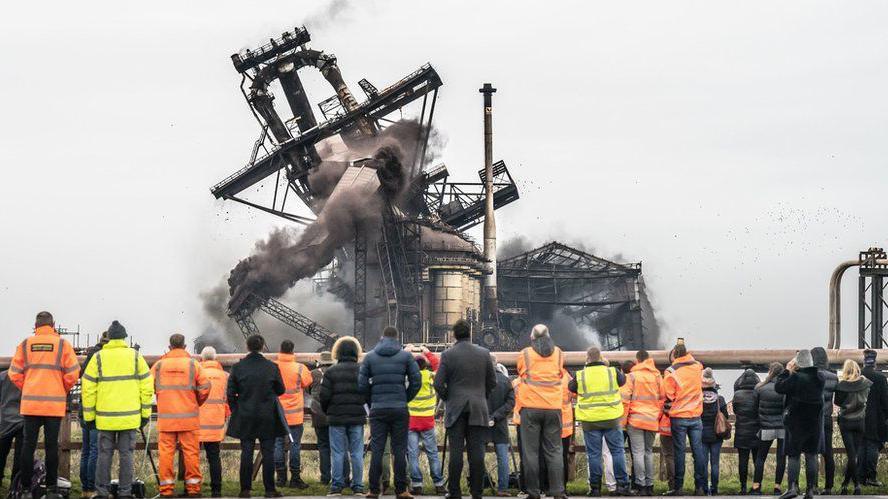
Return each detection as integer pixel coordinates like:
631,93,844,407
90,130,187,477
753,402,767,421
480,83,498,326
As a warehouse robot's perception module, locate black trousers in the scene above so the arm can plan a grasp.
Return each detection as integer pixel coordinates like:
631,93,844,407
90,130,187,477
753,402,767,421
446,412,486,498
787,453,818,491
21,416,61,492
0,426,24,485
862,439,881,481
737,447,755,488
821,423,835,490
540,435,572,492
368,408,409,494
240,438,276,493
839,427,864,487
753,438,786,486
202,442,222,493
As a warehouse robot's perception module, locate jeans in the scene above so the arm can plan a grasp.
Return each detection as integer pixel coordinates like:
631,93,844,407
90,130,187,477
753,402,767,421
840,426,864,487
273,424,304,476
700,441,722,493
446,413,487,497
407,428,443,487
519,408,564,497
202,442,222,493
670,417,706,491
96,430,135,498
240,438,276,493
79,422,99,492
330,425,364,491
495,443,510,492
753,438,786,486
627,426,655,487
368,408,409,494
583,427,629,488
0,426,24,487
21,416,61,492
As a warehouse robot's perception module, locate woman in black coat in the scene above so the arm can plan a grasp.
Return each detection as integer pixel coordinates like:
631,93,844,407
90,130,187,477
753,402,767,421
752,362,787,495
700,368,729,495
227,334,287,498
834,359,872,494
732,369,761,494
774,350,825,499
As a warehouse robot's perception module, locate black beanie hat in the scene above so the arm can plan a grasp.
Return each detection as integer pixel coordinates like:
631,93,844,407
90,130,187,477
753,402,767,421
864,349,877,367
108,320,127,339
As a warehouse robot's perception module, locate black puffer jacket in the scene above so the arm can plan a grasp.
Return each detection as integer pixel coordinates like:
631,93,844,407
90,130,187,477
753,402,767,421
732,369,761,449
811,347,838,427
775,366,825,455
755,379,785,430
320,337,367,426
702,388,729,443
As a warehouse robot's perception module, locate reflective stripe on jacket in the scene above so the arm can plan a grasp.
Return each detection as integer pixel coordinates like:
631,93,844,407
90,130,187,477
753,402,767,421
625,358,664,432
9,326,80,417
663,354,704,419
198,360,229,442
575,364,624,423
658,412,672,436
151,349,210,432
276,354,312,426
516,346,564,410
81,339,153,431
561,372,575,438
408,370,437,417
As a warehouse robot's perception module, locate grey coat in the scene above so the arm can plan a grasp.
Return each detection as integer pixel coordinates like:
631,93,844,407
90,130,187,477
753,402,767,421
0,371,22,439
434,339,497,428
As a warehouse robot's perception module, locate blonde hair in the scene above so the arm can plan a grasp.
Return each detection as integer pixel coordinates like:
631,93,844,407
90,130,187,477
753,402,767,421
840,359,861,382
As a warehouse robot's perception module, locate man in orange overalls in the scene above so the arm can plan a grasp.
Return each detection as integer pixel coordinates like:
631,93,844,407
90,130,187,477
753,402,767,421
152,334,210,498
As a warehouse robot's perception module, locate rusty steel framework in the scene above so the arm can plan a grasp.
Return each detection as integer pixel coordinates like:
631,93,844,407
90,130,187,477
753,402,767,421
497,242,646,350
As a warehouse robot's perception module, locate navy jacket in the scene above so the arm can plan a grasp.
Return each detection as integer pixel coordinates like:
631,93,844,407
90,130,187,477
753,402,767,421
358,337,421,410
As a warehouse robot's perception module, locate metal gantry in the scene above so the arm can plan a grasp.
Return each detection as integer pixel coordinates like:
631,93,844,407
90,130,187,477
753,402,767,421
859,247,888,349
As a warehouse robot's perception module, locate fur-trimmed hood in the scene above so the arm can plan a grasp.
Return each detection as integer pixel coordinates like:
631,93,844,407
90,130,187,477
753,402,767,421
332,336,362,362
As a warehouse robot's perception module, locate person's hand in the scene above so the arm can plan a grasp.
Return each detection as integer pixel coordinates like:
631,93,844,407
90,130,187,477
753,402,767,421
140,417,149,429
786,358,798,373
488,419,495,427
420,345,430,354
85,420,96,431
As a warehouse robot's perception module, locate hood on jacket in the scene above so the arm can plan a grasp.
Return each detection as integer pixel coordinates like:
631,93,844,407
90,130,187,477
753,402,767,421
332,336,362,362
811,347,829,370
631,358,659,374
372,336,402,357
837,376,872,393
531,334,555,357
735,369,761,391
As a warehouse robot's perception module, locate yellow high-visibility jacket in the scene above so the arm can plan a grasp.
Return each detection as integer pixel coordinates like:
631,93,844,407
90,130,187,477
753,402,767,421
81,339,154,431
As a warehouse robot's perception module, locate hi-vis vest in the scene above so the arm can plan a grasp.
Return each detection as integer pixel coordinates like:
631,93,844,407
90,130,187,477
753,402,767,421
517,347,564,410
198,360,229,442
575,364,624,423
277,355,312,426
408,370,437,417
561,373,575,438
9,326,80,417
81,340,154,431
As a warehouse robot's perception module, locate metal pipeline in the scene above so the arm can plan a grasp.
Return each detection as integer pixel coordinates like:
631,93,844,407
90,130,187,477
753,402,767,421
2,348,884,371
828,258,888,348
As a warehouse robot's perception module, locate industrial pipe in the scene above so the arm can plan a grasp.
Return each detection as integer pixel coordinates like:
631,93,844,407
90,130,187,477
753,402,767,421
828,258,888,348
2,348,883,371
480,83,498,324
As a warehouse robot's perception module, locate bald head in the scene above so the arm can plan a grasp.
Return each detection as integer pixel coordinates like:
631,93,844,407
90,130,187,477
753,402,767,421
530,324,549,340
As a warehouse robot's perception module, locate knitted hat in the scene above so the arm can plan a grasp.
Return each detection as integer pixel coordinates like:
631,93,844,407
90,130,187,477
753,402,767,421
796,349,814,369
317,351,334,366
864,349,877,367
108,320,127,340
701,367,717,388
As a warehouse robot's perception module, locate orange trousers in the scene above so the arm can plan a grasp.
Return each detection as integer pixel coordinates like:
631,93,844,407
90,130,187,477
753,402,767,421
158,430,201,496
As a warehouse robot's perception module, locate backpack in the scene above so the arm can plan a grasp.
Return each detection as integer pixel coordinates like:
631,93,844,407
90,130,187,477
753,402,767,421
9,459,46,499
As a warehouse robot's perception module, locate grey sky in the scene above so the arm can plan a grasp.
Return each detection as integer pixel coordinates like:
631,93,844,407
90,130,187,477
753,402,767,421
1,1,886,364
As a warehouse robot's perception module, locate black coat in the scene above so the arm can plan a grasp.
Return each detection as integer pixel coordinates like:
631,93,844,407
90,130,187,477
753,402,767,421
862,366,888,442
434,339,497,428
226,351,287,441
308,366,329,427
755,379,785,430
320,357,367,426
486,371,515,444
732,370,761,449
775,366,824,455
701,388,729,444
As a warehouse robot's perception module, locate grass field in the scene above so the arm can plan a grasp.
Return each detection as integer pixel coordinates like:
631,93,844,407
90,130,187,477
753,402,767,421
3,422,888,497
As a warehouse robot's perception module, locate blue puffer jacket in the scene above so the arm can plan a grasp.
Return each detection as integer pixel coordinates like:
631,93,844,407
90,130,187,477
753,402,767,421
358,337,421,410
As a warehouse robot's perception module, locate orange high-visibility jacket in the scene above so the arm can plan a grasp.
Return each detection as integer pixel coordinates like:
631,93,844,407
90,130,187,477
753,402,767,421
198,360,229,442
663,353,704,419
560,371,575,438
9,326,80,417
624,358,664,432
620,382,631,428
516,346,564,410
512,377,523,425
151,349,210,432
276,354,313,426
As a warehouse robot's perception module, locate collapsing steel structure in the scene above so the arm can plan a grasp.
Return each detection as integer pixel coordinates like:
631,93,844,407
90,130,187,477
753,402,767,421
210,26,654,351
